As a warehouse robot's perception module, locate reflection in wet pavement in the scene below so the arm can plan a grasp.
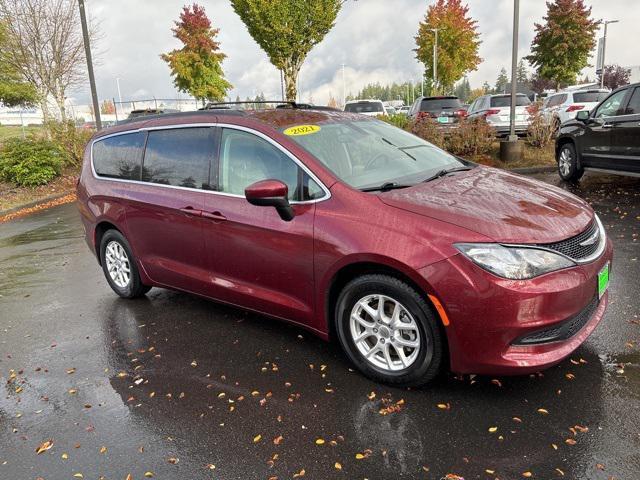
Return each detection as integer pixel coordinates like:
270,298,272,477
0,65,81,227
0,172,638,479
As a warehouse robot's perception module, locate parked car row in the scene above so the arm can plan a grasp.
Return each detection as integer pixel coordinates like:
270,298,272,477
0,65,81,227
541,89,610,129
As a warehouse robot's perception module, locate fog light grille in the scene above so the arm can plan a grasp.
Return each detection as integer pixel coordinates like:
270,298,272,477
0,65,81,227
513,296,599,345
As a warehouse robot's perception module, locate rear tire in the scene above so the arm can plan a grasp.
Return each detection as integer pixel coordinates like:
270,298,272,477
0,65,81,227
100,230,151,299
557,142,584,182
335,274,444,387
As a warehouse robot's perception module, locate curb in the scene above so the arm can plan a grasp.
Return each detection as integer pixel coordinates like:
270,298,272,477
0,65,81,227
510,166,557,174
0,190,75,218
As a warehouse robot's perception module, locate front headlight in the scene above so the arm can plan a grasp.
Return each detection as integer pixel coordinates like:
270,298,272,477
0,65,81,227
455,243,575,279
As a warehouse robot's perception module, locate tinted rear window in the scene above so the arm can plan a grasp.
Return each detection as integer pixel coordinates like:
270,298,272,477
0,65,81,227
573,92,609,103
344,102,384,113
420,98,461,111
490,95,531,107
93,132,145,180
142,128,214,189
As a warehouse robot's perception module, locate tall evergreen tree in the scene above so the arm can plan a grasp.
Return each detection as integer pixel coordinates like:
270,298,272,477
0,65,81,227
495,68,508,94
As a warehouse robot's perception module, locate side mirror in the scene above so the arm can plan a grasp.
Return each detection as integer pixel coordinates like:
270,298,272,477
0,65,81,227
245,179,295,222
576,110,590,122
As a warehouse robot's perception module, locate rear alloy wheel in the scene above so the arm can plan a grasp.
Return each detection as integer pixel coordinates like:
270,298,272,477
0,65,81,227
336,275,444,387
100,230,151,299
557,142,584,182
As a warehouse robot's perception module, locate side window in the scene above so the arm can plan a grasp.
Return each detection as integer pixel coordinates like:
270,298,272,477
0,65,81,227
468,99,477,113
93,132,145,180
624,87,640,115
219,129,300,200
142,128,214,189
594,89,628,118
301,173,324,201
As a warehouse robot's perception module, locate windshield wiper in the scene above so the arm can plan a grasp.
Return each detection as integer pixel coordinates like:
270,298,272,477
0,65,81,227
422,166,473,183
381,137,417,161
360,182,413,192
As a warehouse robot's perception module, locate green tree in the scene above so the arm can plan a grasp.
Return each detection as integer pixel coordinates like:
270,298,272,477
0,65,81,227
495,68,508,94
526,0,600,89
516,59,529,85
453,77,471,102
231,0,342,101
161,4,232,104
0,22,36,107
414,0,481,93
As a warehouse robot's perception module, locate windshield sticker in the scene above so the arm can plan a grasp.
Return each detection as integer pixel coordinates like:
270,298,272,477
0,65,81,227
283,125,321,136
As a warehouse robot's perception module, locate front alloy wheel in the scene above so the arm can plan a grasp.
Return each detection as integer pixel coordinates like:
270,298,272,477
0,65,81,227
557,142,584,182
336,274,444,387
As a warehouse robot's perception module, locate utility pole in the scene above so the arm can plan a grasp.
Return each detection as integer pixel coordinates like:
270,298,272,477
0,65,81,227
280,70,284,101
508,0,519,142
341,63,346,108
78,0,101,130
600,20,619,89
429,28,439,94
116,78,123,105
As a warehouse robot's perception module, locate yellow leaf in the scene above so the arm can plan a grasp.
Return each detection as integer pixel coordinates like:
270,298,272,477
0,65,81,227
555,468,565,476
293,468,305,478
537,408,549,415
144,472,154,478
367,391,376,400
68,388,77,395
125,475,133,480
486,469,495,474
73,474,83,479
335,462,342,470
522,472,532,478
253,434,262,443
565,438,577,445
355,453,365,460
99,446,107,454
61,453,68,460
35,440,54,454
315,438,325,445
488,427,498,433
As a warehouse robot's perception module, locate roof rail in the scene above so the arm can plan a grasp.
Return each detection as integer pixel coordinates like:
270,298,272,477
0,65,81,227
200,101,339,111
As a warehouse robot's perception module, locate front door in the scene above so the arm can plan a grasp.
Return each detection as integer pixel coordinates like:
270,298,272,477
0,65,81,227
609,87,640,173
581,88,628,168
202,127,324,327
125,126,216,294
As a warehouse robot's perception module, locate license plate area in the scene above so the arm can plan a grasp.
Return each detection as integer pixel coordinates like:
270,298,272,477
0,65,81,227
598,262,610,299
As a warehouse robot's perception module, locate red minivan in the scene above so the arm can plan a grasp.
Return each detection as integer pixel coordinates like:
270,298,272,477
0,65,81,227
77,105,612,386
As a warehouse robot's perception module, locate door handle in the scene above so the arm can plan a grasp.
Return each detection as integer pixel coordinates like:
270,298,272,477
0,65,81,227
180,206,202,216
601,123,613,128
202,211,227,222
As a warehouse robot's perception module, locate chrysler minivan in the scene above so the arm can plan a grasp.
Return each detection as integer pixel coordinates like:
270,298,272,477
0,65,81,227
78,105,612,386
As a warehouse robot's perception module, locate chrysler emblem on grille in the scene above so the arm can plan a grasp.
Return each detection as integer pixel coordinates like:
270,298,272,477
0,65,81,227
579,229,600,247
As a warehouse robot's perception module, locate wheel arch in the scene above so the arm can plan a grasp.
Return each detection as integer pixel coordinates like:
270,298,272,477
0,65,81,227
94,221,122,266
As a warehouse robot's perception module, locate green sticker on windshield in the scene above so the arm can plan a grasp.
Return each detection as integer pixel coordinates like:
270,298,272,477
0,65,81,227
283,125,321,136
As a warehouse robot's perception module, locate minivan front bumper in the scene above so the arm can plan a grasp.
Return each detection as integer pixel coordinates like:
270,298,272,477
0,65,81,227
419,238,613,375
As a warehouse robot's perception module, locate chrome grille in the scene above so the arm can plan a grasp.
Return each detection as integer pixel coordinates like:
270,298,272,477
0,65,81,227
539,221,601,262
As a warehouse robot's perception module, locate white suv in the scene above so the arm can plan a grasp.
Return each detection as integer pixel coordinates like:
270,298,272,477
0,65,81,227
467,94,532,136
344,99,386,117
542,89,610,128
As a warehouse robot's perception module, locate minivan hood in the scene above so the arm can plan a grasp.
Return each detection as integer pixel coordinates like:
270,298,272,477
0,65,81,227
379,167,594,244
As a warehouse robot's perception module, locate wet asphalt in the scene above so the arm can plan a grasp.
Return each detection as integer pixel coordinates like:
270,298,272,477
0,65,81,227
0,172,638,480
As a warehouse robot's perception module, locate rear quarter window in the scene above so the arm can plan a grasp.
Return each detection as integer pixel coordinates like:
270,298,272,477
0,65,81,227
92,132,146,180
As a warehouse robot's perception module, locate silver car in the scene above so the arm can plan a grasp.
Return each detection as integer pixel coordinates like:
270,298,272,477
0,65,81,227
467,94,532,136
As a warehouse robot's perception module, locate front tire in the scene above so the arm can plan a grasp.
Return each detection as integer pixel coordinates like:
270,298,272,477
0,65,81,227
100,230,151,299
335,274,444,387
557,142,584,182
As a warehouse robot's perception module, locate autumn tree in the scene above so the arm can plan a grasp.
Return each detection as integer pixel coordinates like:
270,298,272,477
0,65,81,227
327,93,339,109
231,0,342,101
0,21,36,107
100,99,115,115
526,0,600,89
599,65,631,91
162,4,232,104
414,0,481,93
0,0,92,121
530,73,556,94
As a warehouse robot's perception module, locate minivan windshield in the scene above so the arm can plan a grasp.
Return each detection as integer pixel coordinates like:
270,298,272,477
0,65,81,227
490,95,531,107
344,101,384,114
284,120,466,190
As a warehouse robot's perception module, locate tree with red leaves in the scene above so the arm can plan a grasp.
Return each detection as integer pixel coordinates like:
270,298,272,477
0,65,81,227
599,65,631,91
526,0,600,90
414,0,481,94
161,4,232,103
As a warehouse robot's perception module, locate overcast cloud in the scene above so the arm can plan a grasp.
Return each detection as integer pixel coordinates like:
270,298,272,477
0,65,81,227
75,0,639,106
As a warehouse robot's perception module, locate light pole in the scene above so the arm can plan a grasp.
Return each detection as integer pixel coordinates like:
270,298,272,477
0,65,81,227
341,63,346,108
508,0,519,142
116,78,123,105
78,0,101,130
429,28,439,94
600,20,619,89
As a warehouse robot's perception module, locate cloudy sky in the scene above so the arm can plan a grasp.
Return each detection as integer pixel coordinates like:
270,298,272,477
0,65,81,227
76,0,638,106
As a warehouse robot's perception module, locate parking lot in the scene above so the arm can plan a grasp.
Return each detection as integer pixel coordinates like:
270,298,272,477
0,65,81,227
0,171,638,480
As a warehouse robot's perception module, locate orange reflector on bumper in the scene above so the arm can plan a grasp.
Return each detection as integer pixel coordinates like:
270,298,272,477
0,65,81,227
428,294,450,326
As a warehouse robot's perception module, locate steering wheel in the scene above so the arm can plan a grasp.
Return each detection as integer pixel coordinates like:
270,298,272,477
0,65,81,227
365,152,391,170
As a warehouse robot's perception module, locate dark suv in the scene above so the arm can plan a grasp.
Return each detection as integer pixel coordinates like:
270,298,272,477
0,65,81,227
556,82,640,181
408,96,466,126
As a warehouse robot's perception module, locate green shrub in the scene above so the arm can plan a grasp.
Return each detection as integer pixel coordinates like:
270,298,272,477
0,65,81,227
445,117,496,156
0,137,66,186
46,120,93,166
376,113,410,130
